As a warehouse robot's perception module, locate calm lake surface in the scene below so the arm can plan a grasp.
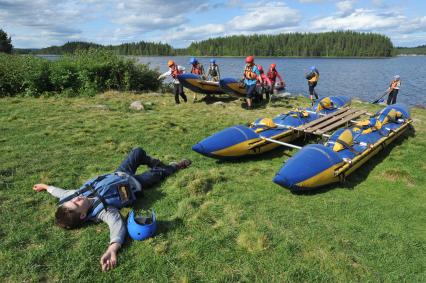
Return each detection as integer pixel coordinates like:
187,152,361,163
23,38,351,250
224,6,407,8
137,56,426,107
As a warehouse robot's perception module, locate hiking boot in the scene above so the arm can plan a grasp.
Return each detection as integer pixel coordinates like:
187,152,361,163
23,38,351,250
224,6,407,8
169,159,192,170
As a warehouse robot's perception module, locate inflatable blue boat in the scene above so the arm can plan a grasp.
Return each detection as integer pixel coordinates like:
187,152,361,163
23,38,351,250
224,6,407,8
192,96,351,158
218,78,246,97
177,73,225,95
273,104,412,191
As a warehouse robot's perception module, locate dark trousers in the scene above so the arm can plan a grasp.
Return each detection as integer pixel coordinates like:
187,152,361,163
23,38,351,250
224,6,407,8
309,83,318,99
174,84,187,104
115,147,176,189
246,84,257,99
387,89,398,105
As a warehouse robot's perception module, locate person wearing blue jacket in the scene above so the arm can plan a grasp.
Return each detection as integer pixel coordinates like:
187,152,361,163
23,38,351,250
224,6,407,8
33,147,191,271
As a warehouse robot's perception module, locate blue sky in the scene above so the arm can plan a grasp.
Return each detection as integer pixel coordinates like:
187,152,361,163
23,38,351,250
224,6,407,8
1,0,425,48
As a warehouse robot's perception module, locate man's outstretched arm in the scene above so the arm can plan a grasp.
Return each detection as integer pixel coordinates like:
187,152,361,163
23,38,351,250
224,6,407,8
97,208,126,271
33,183,76,199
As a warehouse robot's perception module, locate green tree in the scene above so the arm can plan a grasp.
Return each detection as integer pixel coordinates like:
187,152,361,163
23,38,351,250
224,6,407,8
0,29,13,54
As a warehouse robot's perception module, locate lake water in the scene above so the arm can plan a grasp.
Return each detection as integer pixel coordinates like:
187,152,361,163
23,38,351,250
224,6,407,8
137,56,426,107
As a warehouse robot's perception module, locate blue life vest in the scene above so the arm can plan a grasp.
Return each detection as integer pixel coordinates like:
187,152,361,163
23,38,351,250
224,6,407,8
58,173,138,220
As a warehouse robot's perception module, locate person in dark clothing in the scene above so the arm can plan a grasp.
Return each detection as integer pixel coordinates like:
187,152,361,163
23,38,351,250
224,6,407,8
386,75,401,105
33,147,191,271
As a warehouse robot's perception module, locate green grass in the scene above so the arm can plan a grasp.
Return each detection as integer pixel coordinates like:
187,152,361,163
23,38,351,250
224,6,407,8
0,92,425,282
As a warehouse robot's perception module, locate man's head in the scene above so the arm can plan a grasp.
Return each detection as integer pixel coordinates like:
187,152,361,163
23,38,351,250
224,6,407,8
55,196,92,229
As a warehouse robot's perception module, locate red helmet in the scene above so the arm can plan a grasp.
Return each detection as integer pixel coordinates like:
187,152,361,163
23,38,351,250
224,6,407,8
245,56,254,63
257,65,263,71
270,63,276,69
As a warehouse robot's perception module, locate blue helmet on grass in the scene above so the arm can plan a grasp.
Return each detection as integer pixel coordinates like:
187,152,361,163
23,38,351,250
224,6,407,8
189,57,198,64
127,210,157,241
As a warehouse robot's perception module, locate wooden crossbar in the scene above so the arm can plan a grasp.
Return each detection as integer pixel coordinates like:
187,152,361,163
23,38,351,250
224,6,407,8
295,107,351,131
292,107,368,136
314,110,366,134
304,108,365,133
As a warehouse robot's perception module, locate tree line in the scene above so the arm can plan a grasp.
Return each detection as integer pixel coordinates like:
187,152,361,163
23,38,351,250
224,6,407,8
0,28,403,57
395,45,426,55
31,31,393,57
185,31,394,57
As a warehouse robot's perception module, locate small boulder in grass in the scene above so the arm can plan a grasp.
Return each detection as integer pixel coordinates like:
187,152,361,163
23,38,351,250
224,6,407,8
129,101,145,111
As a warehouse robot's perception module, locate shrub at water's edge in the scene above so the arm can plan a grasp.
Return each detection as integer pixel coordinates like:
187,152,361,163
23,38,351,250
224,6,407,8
0,49,161,97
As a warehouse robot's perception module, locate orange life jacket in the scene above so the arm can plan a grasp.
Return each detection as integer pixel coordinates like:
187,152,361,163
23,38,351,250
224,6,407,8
191,64,203,75
171,66,182,79
267,69,278,81
244,64,257,80
390,80,400,90
308,72,319,83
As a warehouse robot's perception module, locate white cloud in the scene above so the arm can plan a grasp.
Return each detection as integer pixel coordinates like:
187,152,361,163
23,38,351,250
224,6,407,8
111,0,216,33
336,0,355,15
228,2,300,31
311,9,404,31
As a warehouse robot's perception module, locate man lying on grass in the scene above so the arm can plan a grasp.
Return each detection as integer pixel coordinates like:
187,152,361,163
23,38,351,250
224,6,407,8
33,147,191,271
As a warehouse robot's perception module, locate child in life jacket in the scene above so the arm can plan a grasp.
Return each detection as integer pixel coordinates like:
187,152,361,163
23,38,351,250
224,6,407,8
305,66,320,105
158,60,188,104
33,147,191,272
189,57,206,102
257,65,272,101
208,59,220,81
243,56,262,109
386,75,401,105
267,63,285,95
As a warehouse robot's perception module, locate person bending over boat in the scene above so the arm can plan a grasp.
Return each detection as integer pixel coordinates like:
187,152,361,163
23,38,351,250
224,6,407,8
189,57,206,102
33,147,191,272
386,75,401,105
257,65,272,101
158,60,188,104
208,59,221,82
243,56,262,109
305,66,320,105
267,63,285,95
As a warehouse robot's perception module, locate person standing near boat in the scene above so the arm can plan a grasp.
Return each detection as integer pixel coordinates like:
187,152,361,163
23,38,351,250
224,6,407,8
158,60,187,104
267,63,285,95
386,75,401,105
257,65,272,101
243,56,262,109
305,66,319,105
207,59,220,82
189,57,206,102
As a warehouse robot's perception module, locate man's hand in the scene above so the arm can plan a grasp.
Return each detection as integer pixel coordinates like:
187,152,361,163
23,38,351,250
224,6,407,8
33,184,49,192
100,242,121,272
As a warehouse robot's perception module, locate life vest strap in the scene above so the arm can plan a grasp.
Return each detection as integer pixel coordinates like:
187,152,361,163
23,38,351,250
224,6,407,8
58,174,108,205
335,138,359,155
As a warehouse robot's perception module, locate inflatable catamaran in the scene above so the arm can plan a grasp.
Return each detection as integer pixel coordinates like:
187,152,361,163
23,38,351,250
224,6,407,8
177,73,225,95
273,104,412,190
192,96,351,158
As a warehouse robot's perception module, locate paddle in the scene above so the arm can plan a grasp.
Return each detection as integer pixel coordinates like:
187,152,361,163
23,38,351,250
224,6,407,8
371,91,389,104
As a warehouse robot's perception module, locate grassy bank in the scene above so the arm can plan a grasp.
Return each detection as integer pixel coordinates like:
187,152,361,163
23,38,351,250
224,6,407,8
0,93,425,282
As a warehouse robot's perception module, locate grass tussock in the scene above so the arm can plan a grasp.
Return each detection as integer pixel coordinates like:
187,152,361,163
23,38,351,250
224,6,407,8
0,92,425,281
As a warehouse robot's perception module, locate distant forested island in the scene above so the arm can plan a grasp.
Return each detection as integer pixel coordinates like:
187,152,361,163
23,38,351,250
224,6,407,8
16,31,398,57
395,45,426,55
